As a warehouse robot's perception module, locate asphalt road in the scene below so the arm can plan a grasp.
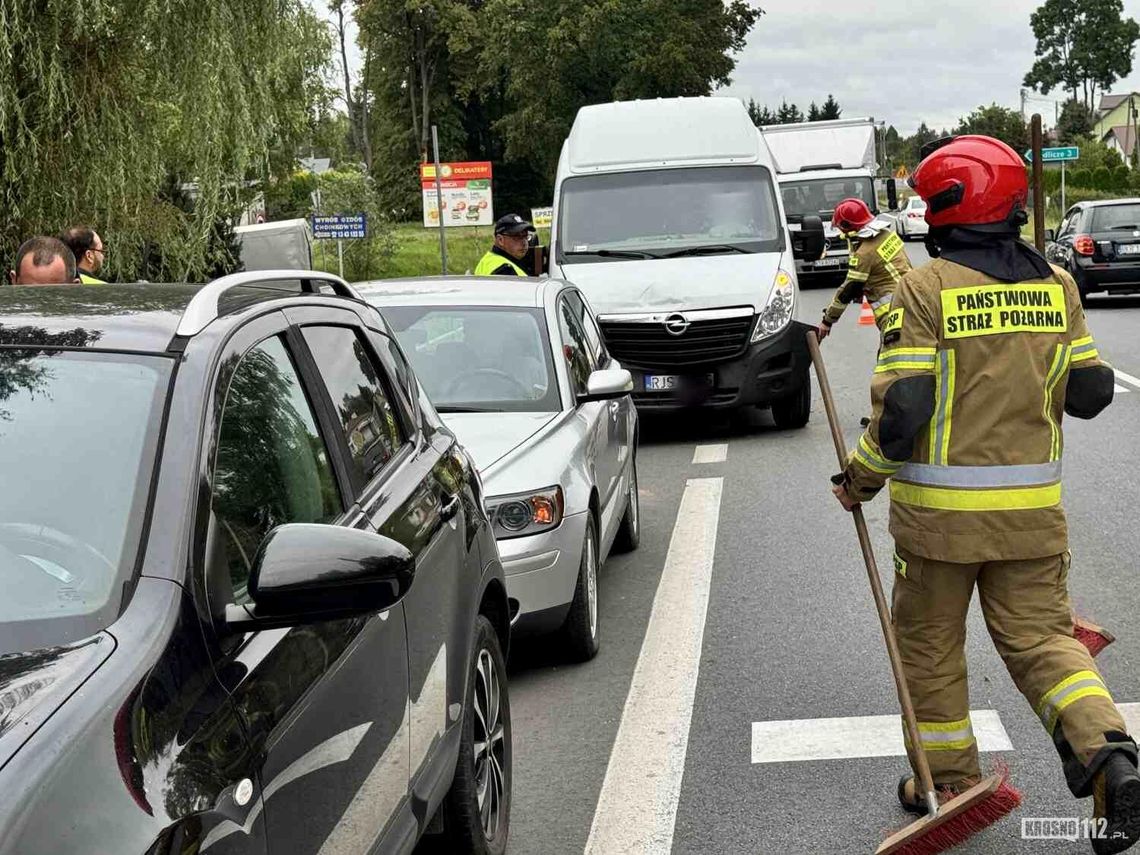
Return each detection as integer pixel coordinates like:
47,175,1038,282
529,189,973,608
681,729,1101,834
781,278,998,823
504,244,1140,855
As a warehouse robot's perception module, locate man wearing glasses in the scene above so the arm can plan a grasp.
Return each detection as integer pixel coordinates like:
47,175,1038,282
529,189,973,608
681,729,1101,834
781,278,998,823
60,226,108,284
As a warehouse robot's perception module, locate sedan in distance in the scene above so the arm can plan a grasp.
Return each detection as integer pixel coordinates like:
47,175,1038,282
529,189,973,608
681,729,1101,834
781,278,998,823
895,196,929,241
357,277,640,662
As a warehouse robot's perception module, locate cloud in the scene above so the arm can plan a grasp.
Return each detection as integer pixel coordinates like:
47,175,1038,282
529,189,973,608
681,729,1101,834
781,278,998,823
717,0,1140,136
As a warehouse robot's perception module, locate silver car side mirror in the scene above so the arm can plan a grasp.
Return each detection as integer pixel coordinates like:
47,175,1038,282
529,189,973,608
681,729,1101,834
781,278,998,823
580,368,633,403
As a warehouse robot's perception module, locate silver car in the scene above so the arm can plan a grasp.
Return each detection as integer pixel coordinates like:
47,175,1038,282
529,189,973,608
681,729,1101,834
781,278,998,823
356,276,640,661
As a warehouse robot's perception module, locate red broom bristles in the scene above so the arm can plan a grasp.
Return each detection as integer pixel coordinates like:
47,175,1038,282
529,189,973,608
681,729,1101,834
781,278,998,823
888,775,1022,855
1075,623,1113,658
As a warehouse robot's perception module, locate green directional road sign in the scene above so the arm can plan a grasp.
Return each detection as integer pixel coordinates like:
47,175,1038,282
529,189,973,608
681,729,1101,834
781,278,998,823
1023,146,1080,163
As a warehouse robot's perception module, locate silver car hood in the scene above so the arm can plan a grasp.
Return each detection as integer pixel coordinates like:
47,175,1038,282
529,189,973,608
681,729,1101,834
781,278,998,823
441,411,560,472
555,252,786,314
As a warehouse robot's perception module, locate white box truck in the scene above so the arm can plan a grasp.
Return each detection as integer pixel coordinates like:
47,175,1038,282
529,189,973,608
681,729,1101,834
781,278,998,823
760,117,880,279
233,219,313,271
549,97,824,427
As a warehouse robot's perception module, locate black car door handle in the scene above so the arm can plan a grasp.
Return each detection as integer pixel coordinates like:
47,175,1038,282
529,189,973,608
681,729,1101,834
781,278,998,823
441,494,461,522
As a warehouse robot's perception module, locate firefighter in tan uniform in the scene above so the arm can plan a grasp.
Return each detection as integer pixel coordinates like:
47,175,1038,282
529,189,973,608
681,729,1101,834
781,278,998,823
817,197,912,341
832,136,1140,854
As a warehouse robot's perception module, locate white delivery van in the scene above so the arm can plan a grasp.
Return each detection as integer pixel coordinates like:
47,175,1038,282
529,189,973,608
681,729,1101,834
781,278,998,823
760,117,880,279
233,218,313,271
549,97,824,427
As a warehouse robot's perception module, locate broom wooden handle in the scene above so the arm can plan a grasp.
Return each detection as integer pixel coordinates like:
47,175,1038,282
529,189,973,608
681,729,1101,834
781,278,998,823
806,330,938,806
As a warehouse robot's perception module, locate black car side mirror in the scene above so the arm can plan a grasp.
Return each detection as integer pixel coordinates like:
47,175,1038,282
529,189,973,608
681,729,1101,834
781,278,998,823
792,215,826,262
886,178,898,211
224,524,415,631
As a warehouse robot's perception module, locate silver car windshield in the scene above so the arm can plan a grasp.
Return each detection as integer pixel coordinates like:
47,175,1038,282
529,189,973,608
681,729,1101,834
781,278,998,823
557,165,783,261
0,350,170,651
781,175,876,222
383,306,561,413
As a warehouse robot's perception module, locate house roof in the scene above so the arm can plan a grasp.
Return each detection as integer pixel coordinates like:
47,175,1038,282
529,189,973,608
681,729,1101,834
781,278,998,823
1098,93,1138,115
1104,124,1138,155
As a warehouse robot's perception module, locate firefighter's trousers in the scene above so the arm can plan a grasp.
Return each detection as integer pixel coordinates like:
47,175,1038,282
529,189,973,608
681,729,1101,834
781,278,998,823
892,546,1135,797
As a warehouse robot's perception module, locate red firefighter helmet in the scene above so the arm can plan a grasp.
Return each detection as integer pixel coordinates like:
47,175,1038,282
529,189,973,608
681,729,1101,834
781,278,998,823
831,198,875,234
908,135,1027,228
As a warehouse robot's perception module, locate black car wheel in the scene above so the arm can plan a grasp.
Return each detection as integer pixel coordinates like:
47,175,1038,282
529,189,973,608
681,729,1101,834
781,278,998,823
560,514,600,661
770,378,812,430
612,458,640,553
439,616,511,855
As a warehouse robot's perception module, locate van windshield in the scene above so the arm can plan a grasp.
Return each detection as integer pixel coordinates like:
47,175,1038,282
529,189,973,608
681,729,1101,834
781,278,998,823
0,349,170,655
557,166,784,262
780,175,876,222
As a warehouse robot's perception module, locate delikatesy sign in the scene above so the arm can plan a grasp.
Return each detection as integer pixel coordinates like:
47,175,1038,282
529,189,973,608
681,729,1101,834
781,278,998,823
313,214,367,240
421,161,494,228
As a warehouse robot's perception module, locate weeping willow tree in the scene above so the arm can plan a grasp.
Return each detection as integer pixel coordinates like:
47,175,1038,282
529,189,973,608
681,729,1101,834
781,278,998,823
0,1,333,281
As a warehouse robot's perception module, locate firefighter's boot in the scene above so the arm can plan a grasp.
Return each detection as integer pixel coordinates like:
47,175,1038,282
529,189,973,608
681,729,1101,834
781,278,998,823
896,774,982,816
1092,751,1140,854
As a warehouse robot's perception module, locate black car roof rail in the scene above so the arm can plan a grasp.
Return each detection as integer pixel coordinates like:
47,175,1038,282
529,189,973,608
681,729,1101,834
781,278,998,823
176,269,360,337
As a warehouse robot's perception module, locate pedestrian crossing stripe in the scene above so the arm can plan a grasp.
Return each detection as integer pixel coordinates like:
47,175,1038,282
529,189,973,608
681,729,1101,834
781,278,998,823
751,704,1140,764
750,710,1012,764
1114,369,1140,394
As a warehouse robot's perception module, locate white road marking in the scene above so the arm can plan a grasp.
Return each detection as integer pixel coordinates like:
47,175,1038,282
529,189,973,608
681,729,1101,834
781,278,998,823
585,477,723,855
1115,384,1130,394
1114,368,1140,390
750,710,1013,764
1117,703,1140,736
692,443,728,465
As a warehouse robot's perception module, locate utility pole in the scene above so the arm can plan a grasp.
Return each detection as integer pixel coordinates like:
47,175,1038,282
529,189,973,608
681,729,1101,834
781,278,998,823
431,124,448,275
1020,88,1028,124
1031,114,1045,252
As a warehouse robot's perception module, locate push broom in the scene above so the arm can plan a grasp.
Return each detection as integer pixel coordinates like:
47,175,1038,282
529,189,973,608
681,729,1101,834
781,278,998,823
805,329,1021,855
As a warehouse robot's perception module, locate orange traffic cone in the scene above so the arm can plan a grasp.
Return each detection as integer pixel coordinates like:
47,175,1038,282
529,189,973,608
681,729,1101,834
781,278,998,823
858,296,876,326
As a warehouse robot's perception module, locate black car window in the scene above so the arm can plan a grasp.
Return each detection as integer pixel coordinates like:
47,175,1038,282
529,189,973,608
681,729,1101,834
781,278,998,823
301,325,406,486
212,335,341,605
1059,208,1080,237
0,351,170,654
558,295,597,396
1091,203,1140,232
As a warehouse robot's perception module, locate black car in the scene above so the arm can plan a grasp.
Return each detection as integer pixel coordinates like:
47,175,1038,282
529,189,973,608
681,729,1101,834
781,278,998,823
1046,198,1140,303
0,272,511,855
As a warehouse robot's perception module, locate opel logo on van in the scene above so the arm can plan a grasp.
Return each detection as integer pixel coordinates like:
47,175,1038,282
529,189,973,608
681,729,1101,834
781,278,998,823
663,313,690,336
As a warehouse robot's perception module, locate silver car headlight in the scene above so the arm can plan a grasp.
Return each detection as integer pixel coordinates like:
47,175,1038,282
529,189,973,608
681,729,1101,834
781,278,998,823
751,269,796,342
485,486,565,539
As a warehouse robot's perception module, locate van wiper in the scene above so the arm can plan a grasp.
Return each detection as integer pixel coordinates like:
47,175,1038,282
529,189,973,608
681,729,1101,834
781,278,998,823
564,249,661,259
663,244,752,258
435,405,502,413
1108,224,1140,231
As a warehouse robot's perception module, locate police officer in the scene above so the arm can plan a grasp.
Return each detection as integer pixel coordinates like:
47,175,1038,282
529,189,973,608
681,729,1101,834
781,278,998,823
475,214,532,276
818,198,912,341
832,135,1140,853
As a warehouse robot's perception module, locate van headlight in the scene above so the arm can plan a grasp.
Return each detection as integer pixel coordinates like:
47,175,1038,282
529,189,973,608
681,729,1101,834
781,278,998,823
485,486,564,539
752,270,796,342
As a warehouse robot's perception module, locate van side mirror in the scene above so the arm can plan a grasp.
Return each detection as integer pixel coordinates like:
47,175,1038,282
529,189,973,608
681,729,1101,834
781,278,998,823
224,524,415,630
886,179,898,211
1044,228,1056,242
792,215,826,262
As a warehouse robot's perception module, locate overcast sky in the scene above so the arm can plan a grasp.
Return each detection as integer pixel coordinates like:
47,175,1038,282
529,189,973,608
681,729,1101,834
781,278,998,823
717,0,1140,135
315,0,1140,137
